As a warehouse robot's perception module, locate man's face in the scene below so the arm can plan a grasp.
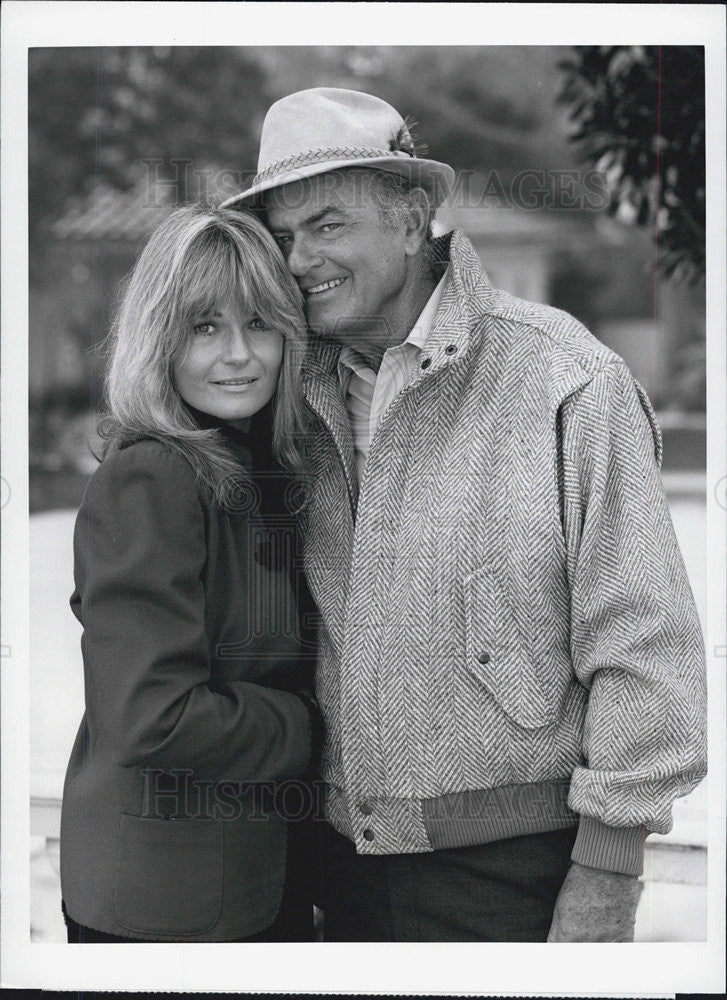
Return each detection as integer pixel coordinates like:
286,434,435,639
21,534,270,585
265,171,410,345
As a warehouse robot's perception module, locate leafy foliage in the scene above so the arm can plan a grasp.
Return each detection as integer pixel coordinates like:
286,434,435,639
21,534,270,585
29,47,273,234
558,46,705,281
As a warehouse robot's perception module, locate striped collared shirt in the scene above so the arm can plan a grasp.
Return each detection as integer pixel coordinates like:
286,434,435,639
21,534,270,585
337,269,449,482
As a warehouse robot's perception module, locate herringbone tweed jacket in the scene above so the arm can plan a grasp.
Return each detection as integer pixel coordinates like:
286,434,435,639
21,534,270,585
300,229,707,876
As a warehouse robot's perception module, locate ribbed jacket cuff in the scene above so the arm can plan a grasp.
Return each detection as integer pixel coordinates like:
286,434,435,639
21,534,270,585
571,816,646,876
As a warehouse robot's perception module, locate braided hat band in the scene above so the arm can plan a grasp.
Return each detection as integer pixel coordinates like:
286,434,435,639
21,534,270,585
252,146,415,187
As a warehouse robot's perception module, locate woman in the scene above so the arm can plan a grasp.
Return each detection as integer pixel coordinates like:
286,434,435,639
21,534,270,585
60,205,321,942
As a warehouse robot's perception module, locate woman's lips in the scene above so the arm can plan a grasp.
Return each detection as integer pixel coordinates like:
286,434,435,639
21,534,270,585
211,376,259,387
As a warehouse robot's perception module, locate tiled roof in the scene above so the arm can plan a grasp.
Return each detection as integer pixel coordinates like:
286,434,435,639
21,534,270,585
50,179,176,241
51,175,596,248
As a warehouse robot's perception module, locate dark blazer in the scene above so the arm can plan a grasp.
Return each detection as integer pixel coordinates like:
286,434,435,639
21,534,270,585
60,412,319,940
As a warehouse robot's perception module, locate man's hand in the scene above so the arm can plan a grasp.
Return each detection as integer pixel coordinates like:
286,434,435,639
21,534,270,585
547,861,643,942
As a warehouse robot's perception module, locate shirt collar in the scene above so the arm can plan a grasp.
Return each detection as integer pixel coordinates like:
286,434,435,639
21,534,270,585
338,266,450,381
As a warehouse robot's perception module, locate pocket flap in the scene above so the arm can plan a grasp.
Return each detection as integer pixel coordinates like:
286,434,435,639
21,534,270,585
463,565,555,728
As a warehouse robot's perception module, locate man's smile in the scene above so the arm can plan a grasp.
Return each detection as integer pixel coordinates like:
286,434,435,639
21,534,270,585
304,277,347,296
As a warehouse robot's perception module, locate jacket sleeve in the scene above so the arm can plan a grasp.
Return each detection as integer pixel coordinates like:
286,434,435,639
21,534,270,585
73,441,313,783
559,362,707,875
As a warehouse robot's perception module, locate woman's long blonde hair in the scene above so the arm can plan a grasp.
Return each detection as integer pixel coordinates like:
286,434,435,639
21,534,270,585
102,205,310,507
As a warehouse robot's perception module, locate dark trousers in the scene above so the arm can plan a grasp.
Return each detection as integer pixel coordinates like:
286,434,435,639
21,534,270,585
320,822,578,942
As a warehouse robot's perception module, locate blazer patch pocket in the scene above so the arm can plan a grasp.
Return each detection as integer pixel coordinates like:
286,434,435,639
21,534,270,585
113,814,223,937
463,565,556,728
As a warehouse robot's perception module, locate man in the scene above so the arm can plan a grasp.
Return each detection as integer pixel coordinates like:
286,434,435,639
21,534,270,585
221,88,707,942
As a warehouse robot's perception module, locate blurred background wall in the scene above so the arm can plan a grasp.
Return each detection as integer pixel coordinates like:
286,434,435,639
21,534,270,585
28,45,707,943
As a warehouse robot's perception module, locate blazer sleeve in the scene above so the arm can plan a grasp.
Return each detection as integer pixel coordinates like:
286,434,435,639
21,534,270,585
559,362,707,874
73,440,313,783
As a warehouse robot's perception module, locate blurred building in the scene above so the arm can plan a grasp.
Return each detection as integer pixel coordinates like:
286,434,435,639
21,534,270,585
37,180,704,410
30,177,704,512
31,178,174,403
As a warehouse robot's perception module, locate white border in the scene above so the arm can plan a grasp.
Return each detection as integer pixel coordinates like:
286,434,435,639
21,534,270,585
2,2,725,994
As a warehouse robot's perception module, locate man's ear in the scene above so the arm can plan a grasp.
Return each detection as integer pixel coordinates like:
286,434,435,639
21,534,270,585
404,187,431,256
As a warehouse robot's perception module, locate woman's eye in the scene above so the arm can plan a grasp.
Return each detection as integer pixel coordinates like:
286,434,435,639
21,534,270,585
249,316,269,330
193,322,216,336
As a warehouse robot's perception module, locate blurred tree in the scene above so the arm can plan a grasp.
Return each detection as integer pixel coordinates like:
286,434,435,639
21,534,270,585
29,45,582,233
359,46,577,184
29,47,273,237
557,46,705,282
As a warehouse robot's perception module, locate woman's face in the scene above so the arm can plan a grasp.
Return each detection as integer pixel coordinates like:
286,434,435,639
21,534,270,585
173,300,284,426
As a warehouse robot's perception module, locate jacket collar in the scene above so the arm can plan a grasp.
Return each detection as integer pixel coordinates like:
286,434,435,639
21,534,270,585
300,229,496,504
420,229,496,367
301,342,359,510
337,229,496,399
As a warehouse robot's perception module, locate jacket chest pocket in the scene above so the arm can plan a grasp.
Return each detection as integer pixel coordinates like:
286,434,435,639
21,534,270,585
463,565,557,728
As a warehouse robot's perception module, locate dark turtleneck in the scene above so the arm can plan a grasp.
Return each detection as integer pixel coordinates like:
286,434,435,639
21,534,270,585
186,400,318,662
185,400,287,527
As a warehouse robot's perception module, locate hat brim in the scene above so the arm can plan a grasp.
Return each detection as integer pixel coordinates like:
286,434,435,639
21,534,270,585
219,156,455,210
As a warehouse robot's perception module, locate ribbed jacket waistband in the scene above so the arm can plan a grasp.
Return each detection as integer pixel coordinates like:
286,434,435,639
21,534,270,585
325,779,645,876
422,780,578,849
326,779,577,854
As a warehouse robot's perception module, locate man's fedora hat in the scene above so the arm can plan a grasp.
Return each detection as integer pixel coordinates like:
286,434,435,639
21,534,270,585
220,87,456,208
